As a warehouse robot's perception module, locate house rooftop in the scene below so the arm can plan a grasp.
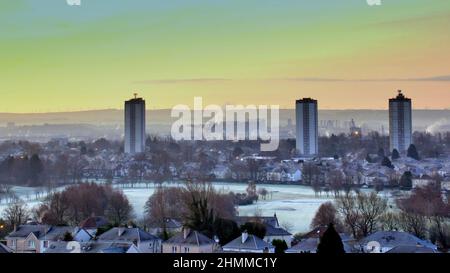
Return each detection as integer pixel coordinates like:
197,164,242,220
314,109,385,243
386,245,438,253
236,215,279,228
0,243,12,253
97,227,160,242
223,233,273,251
79,216,110,230
6,224,47,238
164,230,215,246
360,231,437,250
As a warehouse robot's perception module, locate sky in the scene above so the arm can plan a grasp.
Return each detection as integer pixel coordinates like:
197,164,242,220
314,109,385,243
0,0,450,112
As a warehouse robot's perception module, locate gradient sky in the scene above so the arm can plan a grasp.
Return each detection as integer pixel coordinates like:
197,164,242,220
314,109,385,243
1,0,450,112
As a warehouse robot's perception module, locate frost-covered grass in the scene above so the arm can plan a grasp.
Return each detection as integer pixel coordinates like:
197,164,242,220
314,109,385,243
0,181,400,234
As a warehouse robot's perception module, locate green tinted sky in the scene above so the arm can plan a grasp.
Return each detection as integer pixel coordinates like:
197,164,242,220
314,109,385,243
1,0,450,112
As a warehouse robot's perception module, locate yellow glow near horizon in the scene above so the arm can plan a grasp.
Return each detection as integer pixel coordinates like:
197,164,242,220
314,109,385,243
0,1,449,113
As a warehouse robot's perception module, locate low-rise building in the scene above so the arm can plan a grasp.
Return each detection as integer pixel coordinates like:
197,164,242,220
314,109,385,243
162,228,217,253
222,231,275,253
5,225,75,253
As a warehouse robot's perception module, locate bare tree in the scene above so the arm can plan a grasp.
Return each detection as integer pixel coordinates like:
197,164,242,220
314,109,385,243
398,211,428,239
257,188,268,200
379,212,401,231
302,163,320,186
328,170,344,197
336,192,387,238
2,199,30,228
397,183,450,246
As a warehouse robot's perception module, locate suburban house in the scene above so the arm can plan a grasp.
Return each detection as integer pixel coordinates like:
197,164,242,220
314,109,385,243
236,214,293,247
5,225,75,253
222,231,275,253
96,227,162,253
266,165,302,182
162,228,217,253
358,231,438,253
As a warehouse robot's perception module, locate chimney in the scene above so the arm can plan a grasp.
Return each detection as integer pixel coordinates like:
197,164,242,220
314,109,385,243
241,231,248,244
13,224,17,233
183,227,190,240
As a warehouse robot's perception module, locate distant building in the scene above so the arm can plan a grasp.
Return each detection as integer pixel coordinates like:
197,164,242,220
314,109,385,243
295,98,318,156
349,119,362,137
389,90,412,154
124,94,146,154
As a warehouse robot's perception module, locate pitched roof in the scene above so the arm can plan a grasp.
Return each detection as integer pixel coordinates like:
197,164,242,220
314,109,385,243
359,231,437,250
386,245,438,253
0,243,12,253
6,225,47,239
286,238,318,253
301,226,328,239
79,216,109,229
40,226,74,241
99,243,135,253
286,237,354,253
223,234,273,251
236,216,279,228
164,230,215,246
96,227,160,242
265,224,292,237
7,225,75,241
